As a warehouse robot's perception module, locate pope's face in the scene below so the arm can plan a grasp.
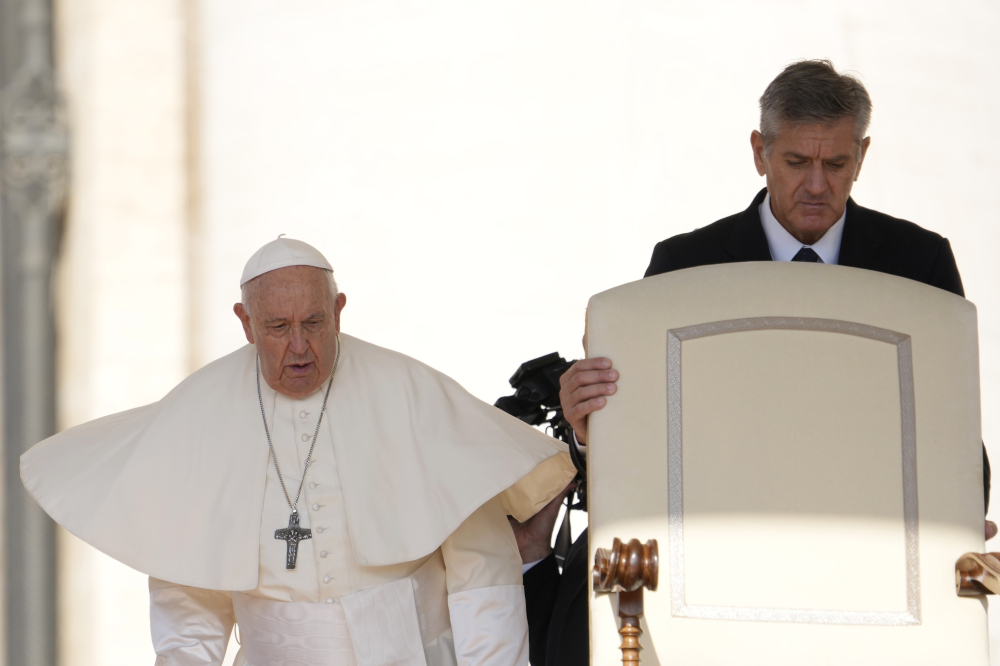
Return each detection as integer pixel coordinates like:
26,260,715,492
233,266,346,398
751,117,870,245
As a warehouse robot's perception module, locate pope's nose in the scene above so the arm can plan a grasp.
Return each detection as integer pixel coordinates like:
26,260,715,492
288,329,310,355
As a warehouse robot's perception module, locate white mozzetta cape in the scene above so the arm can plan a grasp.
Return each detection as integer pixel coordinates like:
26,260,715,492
21,334,574,591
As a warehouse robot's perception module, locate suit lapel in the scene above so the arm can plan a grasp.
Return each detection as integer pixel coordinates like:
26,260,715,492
837,198,882,269
547,528,589,665
725,188,773,262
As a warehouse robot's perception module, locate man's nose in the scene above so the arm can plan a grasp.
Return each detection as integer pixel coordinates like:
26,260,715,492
803,163,827,195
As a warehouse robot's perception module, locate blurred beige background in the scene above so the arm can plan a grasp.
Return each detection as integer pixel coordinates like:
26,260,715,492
43,0,1000,664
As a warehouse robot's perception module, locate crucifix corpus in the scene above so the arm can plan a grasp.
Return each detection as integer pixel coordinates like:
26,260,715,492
275,511,312,569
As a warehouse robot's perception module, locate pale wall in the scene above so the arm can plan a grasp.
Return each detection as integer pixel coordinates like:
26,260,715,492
51,1,1000,664
195,0,1000,431
54,0,189,664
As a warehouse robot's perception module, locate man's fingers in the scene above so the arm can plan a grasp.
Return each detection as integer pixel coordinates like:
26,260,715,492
559,358,618,445
560,364,617,418
562,367,618,394
567,396,609,421
563,357,612,376
560,358,614,389
570,381,616,406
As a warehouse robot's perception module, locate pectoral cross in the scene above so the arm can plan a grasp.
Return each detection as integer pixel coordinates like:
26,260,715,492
275,512,311,570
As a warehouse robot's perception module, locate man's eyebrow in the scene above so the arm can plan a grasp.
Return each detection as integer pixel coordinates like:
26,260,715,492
782,151,852,163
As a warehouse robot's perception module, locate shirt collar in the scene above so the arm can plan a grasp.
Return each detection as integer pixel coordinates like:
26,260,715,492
759,191,845,265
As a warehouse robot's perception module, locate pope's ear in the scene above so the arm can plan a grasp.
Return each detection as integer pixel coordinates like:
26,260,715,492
334,292,347,333
233,303,255,344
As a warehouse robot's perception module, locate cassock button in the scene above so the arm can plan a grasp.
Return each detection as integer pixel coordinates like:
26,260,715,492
320,550,328,558
309,482,318,489
326,598,334,604
323,576,331,583
312,503,320,510
301,434,310,442
315,526,325,533
300,411,309,419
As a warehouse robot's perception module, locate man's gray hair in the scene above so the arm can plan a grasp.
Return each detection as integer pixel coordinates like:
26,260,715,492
759,59,872,153
240,269,339,316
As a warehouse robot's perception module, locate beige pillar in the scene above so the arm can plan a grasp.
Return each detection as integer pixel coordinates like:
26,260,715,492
54,0,190,663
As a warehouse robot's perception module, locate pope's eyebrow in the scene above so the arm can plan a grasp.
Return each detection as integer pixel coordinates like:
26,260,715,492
264,313,325,325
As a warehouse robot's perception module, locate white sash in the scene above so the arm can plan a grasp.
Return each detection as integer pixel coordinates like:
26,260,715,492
233,593,357,666
233,553,453,666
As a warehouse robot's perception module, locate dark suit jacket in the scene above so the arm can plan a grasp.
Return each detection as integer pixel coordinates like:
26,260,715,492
644,188,965,291
524,528,589,666
525,188,991,666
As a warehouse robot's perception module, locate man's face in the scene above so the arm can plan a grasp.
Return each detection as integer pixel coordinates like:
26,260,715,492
751,117,870,245
233,266,347,398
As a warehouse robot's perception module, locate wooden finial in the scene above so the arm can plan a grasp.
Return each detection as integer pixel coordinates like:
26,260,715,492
593,537,659,593
956,552,1000,596
594,538,659,666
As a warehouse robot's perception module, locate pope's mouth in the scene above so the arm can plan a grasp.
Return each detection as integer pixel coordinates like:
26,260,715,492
285,362,314,376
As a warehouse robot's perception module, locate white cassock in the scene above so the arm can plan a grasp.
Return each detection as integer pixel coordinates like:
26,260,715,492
22,334,575,666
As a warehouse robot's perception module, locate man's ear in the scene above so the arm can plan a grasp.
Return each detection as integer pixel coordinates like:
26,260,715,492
333,292,347,333
233,303,255,344
854,136,871,181
751,130,767,177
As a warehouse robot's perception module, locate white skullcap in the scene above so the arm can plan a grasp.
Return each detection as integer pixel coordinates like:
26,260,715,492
240,236,334,286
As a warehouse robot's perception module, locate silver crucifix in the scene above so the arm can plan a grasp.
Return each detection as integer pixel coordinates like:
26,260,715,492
274,512,312,569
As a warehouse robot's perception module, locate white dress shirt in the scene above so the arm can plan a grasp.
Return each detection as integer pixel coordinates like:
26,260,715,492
759,191,845,265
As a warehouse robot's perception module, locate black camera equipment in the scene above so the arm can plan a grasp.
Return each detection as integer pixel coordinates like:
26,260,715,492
495,352,586,568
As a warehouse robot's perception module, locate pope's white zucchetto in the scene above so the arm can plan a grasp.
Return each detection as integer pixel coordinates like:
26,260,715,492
240,236,334,286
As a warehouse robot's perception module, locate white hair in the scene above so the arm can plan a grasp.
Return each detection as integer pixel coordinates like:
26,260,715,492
240,268,338,316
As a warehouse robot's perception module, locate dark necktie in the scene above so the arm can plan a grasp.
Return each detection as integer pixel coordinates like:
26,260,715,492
792,247,821,263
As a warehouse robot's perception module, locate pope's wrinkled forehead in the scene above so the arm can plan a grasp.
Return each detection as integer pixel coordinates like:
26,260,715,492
240,236,333,286
241,265,339,319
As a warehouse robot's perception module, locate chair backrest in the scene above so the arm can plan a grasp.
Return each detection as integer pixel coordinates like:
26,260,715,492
586,261,986,666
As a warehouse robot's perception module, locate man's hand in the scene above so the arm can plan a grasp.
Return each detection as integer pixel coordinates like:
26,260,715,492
987,520,997,540
508,483,575,564
559,358,618,444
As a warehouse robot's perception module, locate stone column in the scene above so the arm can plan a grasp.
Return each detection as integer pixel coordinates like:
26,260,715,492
0,0,68,664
